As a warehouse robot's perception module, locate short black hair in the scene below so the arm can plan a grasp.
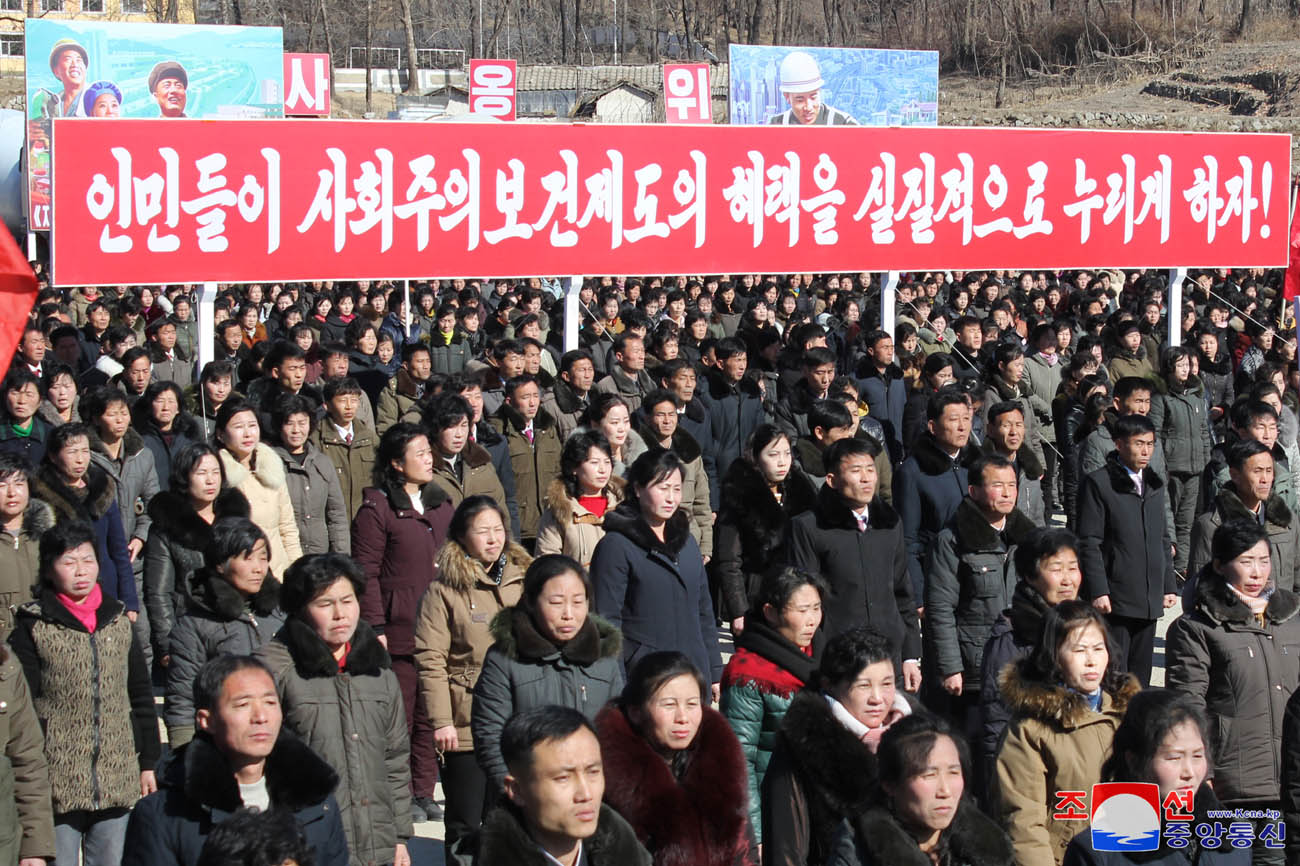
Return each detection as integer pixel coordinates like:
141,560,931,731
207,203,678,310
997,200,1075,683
375,422,428,488
642,388,679,415
197,806,316,866
322,377,363,401
927,386,970,423
968,453,1016,487
280,552,364,615
271,394,316,435
1112,413,1156,440
1211,517,1270,566
755,566,829,617
423,393,473,436
802,347,836,369
501,706,598,777
170,442,226,495
823,436,877,476
1227,438,1272,471
1112,376,1155,403
43,422,93,465
809,399,853,436
0,451,29,484
559,349,594,377
39,519,97,584
504,374,540,401
1014,527,1080,581
192,654,275,714
986,400,1025,427
814,625,895,691
204,517,270,571
200,360,236,385
1230,398,1280,431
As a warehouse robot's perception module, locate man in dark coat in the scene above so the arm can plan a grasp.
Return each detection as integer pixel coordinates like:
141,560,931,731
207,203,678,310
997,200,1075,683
789,437,921,688
892,387,978,606
698,338,767,482
591,332,656,414
122,655,349,866
658,358,719,508
448,371,522,538
854,329,907,462
773,346,837,439
1077,413,1177,687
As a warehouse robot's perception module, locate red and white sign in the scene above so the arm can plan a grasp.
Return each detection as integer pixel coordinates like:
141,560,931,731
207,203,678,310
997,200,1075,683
50,119,1291,286
283,53,331,117
469,59,517,121
664,63,712,124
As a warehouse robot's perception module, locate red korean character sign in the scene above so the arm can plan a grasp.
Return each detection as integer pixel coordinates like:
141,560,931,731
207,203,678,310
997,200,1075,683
49,119,1291,286
469,60,517,121
284,53,331,117
664,63,712,124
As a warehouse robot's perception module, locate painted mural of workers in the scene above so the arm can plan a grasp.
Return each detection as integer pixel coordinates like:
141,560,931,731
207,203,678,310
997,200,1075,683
31,38,90,120
766,50,858,126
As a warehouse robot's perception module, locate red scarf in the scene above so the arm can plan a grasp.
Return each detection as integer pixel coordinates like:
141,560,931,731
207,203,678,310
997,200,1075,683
56,583,103,633
578,495,609,518
720,645,810,697
336,643,352,672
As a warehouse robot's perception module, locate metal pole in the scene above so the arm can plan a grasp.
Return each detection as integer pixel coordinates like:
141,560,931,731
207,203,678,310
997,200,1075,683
563,275,584,353
1167,267,1187,348
197,281,218,372
403,279,411,340
613,0,619,64
881,271,899,335
25,232,35,262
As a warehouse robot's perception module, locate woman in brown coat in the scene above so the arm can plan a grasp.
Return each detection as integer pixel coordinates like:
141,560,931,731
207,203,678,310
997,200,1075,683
535,429,625,569
414,495,530,849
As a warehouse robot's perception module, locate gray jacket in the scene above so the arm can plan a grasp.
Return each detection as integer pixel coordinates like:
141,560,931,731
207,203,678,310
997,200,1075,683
273,444,350,556
1149,376,1214,476
1022,353,1062,444
1185,488,1300,602
471,608,624,791
90,429,159,573
259,619,412,866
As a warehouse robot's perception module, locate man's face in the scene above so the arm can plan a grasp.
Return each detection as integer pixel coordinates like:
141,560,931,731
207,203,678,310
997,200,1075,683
649,399,679,441
784,89,823,125
155,323,177,351
1117,432,1155,473
407,350,432,381
523,344,542,375
54,48,85,90
154,75,187,117
828,453,877,507
990,409,1025,454
89,306,110,331
869,338,894,367
329,392,359,425
1116,390,1152,417
972,465,1018,518
20,331,45,365
668,368,696,404
617,339,645,372
929,404,972,452
126,358,152,393
324,353,349,380
509,382,541,421
722,352,747,383
275,357,307,393
222,326,243,352
504,728,605,850
806,363,835,395
959,324,982,351
53,336,80,365
564,359,595,393
437,313,456,334
1231,453,1275,504
1245,414,1280,451
500,351,525,379
196,668,282,767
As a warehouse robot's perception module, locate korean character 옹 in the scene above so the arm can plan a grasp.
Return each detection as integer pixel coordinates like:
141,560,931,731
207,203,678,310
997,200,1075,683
1225,821,1254,849
1164,824,1192,850
1195,821,1226,849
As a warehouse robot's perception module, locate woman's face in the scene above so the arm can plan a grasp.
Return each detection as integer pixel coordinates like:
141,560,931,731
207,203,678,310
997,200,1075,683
889,735,965,836
315,298,332,318
781,296,797,316
358,329,378,354
396,434,435,485
337,295,354,316
294,330,314,352
690,319,708,340
220,409,261,459
377,339,395,364
463,508,507,565
187,454,223,505
55,434,92,482
1058,622,1108,693
1030,548,1081,604
535,571,589,644
1218,538,1271,598
304,576,360,651
929,366,955,390
756,436,793,485
152,389,180,431
1003,356,1025,383
1172,355,1191,383
833,659,897,728
98,399,131,442
599,405,630,448
48,374,76,411
1199,333,1217,358
5,383,39,422
222,539,270,596
643,673,703,752
1148,721,1209,804
280,412,312,452
139,287,154,307
637,469,682,524
845,302,860,324
49,540,98,601
575,446,612,495
767,583,823,648
901,332,919,353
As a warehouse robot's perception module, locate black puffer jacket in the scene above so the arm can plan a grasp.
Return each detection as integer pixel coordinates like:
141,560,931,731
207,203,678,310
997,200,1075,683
827,802,1013,866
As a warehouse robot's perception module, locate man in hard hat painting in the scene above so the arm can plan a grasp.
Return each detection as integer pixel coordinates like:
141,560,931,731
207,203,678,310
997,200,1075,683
767,50,858,126
30,39,90,120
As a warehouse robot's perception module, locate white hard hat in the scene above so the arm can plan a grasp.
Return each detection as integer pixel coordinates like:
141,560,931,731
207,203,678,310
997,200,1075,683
779,51,824,94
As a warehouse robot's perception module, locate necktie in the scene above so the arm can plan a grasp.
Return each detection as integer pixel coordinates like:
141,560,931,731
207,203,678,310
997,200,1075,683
855,513,868,532
345,432,353,445
524,427,534,444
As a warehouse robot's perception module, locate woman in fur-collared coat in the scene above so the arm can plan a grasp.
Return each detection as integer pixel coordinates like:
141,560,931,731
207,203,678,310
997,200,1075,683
534,430,626,569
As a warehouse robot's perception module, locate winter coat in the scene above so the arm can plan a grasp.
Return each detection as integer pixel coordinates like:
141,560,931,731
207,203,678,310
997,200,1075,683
1024,353,1064,444
1107,346,1156,384
925,497,1037,684
457,801,651,866
591,503,723,683
429,440,511,522
1150,376,1214,475
427,336,469,377
375,368,428,434
854,362,907,460
1077,453,1177,619
540,379,590,442
31,462,139,611
1080,413,1177,542
142,489,250,662
259,619,412,866
719,617,822,845
592,365,657,414
137,414,202,492
122,732,349,866
790,484,921,661
0,646,54,862
413,539,528,751
217,444,303,577
637,423,715,557
1186,487,1300,599
149,345,193,390
827,803,1014,866
977,581,1057,775
471,607,623,790
978,436,1046,526
1166,569,1300,805
995,663,1141,866
9,587,160,814
596,703,756,866
0,499,53,640
714,457,818,621
491,404,564,540
0,417,49,470
1053,392,1088,521
90,429,159,576
273,444,350,556
36,399,78,429
351,481,453,656
698,368,768,481
534,476,625,568
1198,350,1236,416
164,567,285,747
311,420,379,520
984,373,1043,464
1202,434,1297,518
894,433,978,605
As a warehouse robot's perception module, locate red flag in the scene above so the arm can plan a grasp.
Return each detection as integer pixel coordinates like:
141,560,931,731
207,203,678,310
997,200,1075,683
1285,185,1300,302
0,224,38,382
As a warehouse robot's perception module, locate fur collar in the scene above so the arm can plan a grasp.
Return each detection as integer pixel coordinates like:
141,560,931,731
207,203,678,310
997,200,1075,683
0,497,56,539
1008,580,1055,646
1199,347,1232,376
1214,485,1292,529
951,497,1038,553
774,689,879,820
168,731,338,813
999,662,1141,728
977,434,1043,480
394,367,425,400
89,427,147,461
275,616,390,678
542,476,625,529
812,483,900,531
32,463,117,522
435,537,531,595
855,360,905,383
1191,568,1300,627
847,803,1013,866
488,606,622,666
911,433,978,477
1160,374,1206,398
219,443,288,492
147,489,251,551
379,479,451,514
634,422,702,464
496,401,558,435
1102,451,1164,495
596,704,750,866
474,802,649,866
602,500,693,556
189,566,282,622
720,456,819,538
986,374,1027,402
549,379,588,415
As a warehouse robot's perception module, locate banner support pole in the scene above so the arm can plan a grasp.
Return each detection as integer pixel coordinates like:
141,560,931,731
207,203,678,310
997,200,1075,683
25,233,35,262
1167,268,1187,347
403,279,411,340
563,276,584,353
881,271,899,335
197,281,217,373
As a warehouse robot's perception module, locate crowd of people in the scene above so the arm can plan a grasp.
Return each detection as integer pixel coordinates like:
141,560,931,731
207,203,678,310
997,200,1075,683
1,266,1299,866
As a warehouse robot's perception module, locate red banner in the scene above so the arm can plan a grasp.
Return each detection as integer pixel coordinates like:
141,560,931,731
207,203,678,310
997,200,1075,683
469,59,517,121
50,119,1290,286
664,63,712,124
284,53,331,117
